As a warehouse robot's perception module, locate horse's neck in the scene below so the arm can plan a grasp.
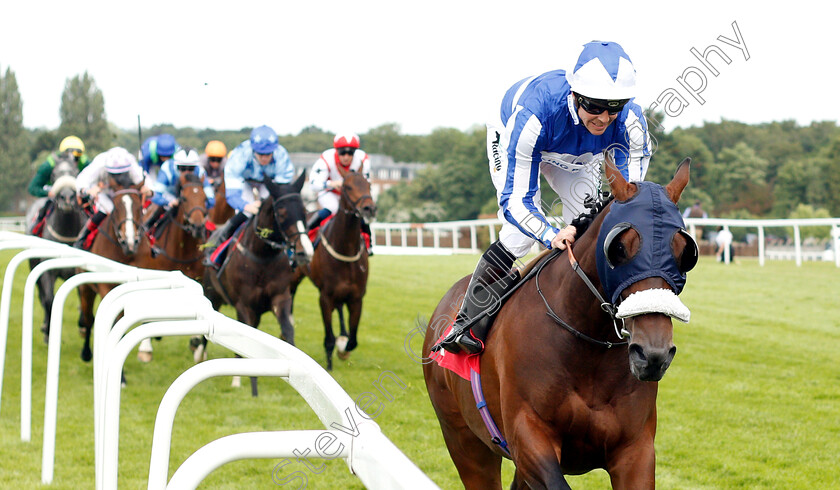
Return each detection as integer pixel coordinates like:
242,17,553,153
324,204,362,254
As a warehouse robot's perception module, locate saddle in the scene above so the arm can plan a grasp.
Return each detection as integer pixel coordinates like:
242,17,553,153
430,248,555,380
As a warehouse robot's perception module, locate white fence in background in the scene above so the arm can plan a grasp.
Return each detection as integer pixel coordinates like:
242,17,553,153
371,217,840,267
0,231,437,489
7,215,839,266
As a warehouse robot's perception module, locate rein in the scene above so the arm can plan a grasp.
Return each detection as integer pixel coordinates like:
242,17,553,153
536,242,629,348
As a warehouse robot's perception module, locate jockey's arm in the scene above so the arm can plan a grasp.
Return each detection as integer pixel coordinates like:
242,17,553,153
309,159,330,193
500,109,564,249
28,161,53,198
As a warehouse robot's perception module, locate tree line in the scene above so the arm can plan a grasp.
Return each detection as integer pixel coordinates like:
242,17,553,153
2,67,839,232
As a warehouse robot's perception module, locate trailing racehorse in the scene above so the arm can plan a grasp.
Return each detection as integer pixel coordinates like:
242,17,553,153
201,173,313,394
26,160,88,341
145,171,210,281
290,164,376,371
77,178,152,362
209,172,235,225
423,157,697,489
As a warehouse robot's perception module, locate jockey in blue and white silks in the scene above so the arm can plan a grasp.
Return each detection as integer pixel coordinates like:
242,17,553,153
493,66,651,256
151,149,215,208
204,125,295,261
224,128,294,213
433,40,652,356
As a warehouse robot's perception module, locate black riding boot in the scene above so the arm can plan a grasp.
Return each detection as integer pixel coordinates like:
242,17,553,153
143,204,165,231
306,208,331,231
36,199,54,223
73,210,107,249
203,212,248,267
432,241,518,354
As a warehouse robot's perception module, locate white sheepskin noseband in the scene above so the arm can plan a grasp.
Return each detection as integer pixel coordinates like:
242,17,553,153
616,288,690,323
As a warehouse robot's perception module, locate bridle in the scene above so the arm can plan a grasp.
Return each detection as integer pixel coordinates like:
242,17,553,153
174,182,209,238
102,188,144,254
535,242,630,349
248,192,308,263
340,178,374,218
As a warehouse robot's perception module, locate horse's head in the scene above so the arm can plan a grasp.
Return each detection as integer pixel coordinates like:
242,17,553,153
51,175,78,212
337,162,376,223
265,172,315,266
51,159,78,181
175,172,209,239
109,182,145,256
595,154,697,382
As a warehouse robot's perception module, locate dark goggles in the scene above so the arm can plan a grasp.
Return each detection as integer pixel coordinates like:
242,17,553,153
575,93,630,116
176,165,195,172
208,156,223,163
337,147,356,156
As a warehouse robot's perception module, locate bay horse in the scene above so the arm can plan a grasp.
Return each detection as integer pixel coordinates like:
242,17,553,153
290,164,376,371
26,160,88,341
201,173,314,393
145,171,210,282
77,177,152,362
209,173,235,225
422,157,696,489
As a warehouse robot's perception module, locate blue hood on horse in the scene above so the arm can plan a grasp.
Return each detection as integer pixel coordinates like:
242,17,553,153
596,181,693,305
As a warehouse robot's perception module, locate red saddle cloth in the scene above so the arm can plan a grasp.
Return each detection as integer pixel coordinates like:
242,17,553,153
307,214,371,249
428,320,481,381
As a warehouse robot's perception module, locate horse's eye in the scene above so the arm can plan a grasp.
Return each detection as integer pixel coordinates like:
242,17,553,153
603,222,636,269
673,230,698,273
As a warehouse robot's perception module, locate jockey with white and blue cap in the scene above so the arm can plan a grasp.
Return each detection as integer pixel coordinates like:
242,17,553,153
433,40,653,355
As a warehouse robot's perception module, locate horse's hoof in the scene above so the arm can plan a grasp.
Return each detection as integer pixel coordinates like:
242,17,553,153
81,348,92,362
137,351,153,363
336,335,349,352
231,376,241,388
337,350,351,361
43,333,50,345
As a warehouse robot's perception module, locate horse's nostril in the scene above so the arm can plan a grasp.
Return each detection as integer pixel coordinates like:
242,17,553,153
628,343,646,361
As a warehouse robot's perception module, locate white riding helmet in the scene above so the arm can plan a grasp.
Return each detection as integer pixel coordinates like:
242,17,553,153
565,41,637,100
173,148,201,167
104,147,137,174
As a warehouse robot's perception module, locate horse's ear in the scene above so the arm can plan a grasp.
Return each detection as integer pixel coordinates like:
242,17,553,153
604,150,636,201
665,158,691,204
358,160,365,176
295,170,307,192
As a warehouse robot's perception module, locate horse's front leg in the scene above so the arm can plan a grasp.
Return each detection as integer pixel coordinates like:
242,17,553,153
319,293,336,371
273,294,295,346
508,412,571,490
606,428,656,489
344,298,363,353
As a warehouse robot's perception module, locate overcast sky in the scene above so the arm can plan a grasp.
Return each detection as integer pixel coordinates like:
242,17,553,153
2,1,835,137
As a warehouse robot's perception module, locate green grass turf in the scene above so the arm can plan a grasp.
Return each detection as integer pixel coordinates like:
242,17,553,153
0,250,838,488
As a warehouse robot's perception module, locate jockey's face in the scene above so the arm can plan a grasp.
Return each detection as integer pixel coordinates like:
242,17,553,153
578,104,617,136
254,153,273,166
337,147,355,166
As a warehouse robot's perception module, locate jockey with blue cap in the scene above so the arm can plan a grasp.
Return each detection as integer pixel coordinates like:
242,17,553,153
433,41,653,355
139,133,179,184
203,125,295,264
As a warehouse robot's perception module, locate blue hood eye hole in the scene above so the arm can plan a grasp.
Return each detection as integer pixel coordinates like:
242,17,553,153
603,222,636,269
673,230,699,273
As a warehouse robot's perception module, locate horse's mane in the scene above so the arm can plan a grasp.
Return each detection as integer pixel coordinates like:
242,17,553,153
568,191,614,238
